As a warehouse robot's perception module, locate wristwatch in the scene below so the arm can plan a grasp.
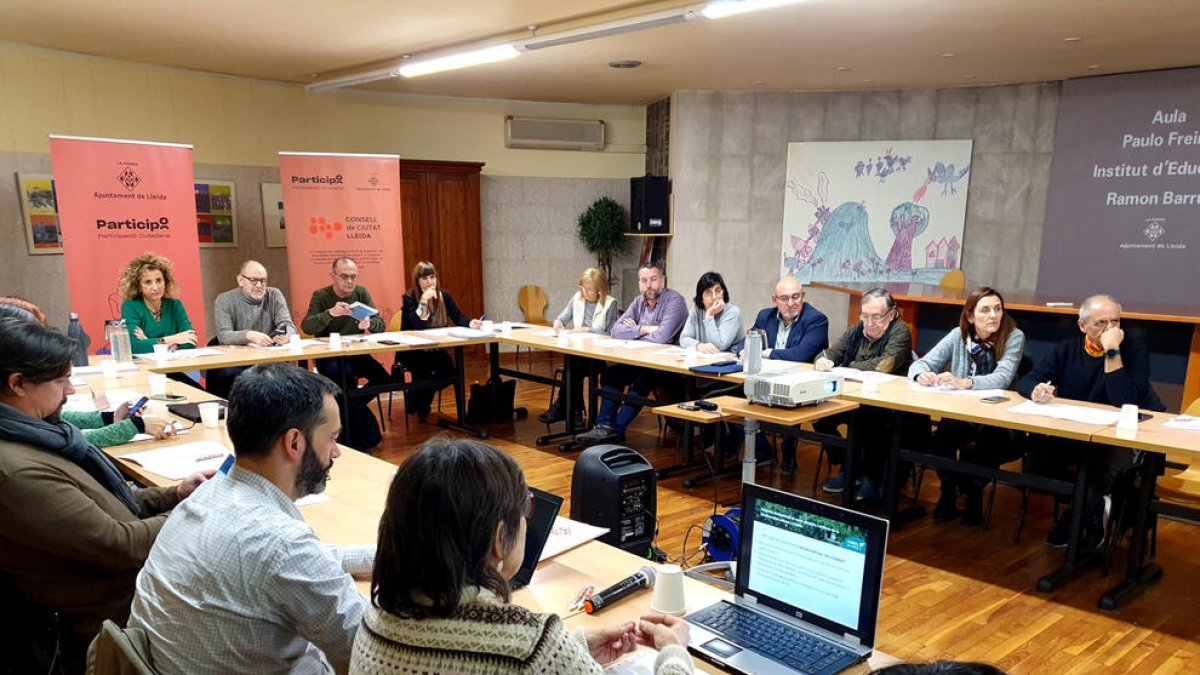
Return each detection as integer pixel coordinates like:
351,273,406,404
1104,348,1120,359
156,337,166,344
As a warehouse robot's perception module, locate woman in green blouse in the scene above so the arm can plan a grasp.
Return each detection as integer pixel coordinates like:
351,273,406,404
118,253,198,354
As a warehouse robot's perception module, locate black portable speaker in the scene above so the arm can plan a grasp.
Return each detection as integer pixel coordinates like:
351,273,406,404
570,445,657,555
630,175,669,234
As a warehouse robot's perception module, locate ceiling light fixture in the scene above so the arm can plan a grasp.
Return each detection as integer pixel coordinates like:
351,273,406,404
399,44,520,78
702,0,807,20
522,8,698,50
307,64,405,92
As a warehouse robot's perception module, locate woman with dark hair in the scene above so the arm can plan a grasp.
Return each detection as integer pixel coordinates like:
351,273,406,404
908,287,1026,525
397,262,482,421
679,271,744,354
118,252,198,354
352,437,693,674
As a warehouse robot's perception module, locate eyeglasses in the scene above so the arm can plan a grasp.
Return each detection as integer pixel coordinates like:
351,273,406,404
239,275,267,286
860,309,894,323
580,285,598,295
521,490,535,519
702,287,724,298
775,293,804,304
334,273,358,283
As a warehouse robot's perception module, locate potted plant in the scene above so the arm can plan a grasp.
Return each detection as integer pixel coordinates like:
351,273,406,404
577,196,628,285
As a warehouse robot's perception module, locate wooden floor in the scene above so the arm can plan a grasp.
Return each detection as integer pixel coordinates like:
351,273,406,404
369,351,1200,674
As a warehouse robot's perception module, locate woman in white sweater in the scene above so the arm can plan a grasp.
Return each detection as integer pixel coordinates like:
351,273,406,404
679,271,744,354
538,268,619,425
907,287,1026,526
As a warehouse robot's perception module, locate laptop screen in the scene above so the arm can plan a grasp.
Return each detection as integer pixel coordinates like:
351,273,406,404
510,487,564,589
736,484,888,646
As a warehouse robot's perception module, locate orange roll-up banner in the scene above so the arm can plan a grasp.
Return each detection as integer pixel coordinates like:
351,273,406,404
49,136,206,352
278,152,405,330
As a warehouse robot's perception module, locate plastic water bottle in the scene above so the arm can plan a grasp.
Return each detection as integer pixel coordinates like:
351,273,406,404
67,312,90,366
105,319,133,363
744,329,764,375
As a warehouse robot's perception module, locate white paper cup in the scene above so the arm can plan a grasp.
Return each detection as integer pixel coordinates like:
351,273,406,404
100,359,119,381
651,564,686,616
328,332,342,350
481,320,494,332
1117,404,1139,431
148,373,168,397
500,321,512,336
152,343,170,363
288,334,302,352
198,402,221,429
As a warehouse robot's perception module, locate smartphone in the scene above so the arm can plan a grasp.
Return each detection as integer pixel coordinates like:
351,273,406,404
125,395,150,418
980,395,1009,405
1137,412,1152,422
694,400,719,411
378,340,401,346
677,403,701,411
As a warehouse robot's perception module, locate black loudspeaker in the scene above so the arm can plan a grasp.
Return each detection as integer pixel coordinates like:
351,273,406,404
571,445,657,555
630,175,669,234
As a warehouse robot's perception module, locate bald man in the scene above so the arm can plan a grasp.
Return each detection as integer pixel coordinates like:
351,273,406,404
207,261,297,396
1016,294,1165,550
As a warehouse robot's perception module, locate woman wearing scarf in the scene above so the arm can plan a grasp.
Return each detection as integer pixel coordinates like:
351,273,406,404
908,288,1026,526
0,316,209,673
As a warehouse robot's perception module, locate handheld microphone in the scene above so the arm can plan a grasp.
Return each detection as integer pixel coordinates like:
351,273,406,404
583,566,657,614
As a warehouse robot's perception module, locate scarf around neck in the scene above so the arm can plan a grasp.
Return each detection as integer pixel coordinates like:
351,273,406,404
0,402,141,516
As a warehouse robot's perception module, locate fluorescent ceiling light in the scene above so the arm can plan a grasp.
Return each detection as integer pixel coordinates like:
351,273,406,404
702,0,807,20
521,9,698,51
399,44,520,78
306,64,402,92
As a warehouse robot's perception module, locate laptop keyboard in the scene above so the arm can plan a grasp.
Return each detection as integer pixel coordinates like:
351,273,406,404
693,602,846,673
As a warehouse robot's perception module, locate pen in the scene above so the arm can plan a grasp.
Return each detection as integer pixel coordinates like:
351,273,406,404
194,453,224,463
479,313,486,321
568,583,595,612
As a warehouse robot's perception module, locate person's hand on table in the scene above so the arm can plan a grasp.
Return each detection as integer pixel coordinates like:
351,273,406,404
637,614,690,650
914,371,937,387
329,302,353,318
553,320,565,333
814,357,834,372
176,470,216,500
696,343,719,354
245,330,274,347
585,621,638,664
469,319,483,330
141,415,173,439
1031,382,1056,404
270,333,290,345
638,325,658,336
168,330,198,347
621,318,637,329
935,372,971,389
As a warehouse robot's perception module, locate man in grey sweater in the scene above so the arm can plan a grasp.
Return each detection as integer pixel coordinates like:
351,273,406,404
206,260,297,396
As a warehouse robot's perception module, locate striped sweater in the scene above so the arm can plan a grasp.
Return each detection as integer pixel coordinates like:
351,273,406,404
350,587,692,674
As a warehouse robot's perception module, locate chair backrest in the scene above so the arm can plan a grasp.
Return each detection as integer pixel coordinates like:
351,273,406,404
389,310,403,332
86,620,158,675
518,285,550,325
1184,397,1200,416
939,269,966,292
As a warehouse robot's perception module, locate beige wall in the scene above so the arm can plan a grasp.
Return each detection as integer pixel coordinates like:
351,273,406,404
0,42,646,178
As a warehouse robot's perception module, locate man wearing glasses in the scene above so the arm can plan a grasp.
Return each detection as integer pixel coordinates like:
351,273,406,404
812,288,913,493
208,260,298,396
745,275,829,363
300,257,390,387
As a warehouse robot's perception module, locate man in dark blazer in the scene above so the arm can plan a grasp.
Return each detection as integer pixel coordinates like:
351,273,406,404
746,275,829,363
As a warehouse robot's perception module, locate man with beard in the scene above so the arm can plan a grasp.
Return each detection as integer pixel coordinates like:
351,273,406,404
0,316,210,673
206,260,298,397
128,364,375,674
574,261,687,447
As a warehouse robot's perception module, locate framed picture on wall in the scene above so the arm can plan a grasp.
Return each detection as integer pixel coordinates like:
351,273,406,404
195,179,237,248
260,182,286,248
16,173,64,255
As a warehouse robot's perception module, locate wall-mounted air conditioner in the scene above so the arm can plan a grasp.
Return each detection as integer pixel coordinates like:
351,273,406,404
505,116,605,151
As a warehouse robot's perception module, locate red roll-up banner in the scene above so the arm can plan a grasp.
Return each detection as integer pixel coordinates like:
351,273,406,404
278,152,406,330
49,136,206,352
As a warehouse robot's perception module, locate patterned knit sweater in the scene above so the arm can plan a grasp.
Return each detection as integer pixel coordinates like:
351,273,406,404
350,587,693,674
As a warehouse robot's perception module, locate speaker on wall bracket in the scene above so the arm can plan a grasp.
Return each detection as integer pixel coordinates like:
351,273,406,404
630,175,669,234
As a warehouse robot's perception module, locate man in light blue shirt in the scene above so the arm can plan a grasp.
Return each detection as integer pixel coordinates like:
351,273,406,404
129,364,374,674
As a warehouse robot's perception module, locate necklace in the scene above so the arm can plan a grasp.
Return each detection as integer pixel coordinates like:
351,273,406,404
146,300,162,322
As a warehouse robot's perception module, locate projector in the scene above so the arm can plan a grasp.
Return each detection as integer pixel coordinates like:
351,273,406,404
743,370,842,407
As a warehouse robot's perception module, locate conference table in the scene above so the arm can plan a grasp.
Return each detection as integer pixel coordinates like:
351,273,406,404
87,365,896,673
811,281,1200,410
136,331,497,438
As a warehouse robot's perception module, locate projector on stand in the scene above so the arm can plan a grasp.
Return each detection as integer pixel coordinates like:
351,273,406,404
743,370,842,407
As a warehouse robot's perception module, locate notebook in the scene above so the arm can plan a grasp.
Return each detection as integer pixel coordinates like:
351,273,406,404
685,483,888,675
509,487,564,590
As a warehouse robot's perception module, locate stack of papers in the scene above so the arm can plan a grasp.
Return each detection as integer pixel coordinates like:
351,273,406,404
1162,415,1200,432
135,347,224,361
906,380,1007,398
120,440,231,480
72,362,140,376
1008,400,1120,426
540,516,609,561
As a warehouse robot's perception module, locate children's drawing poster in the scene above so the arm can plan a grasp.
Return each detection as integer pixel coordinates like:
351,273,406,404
781,140,973,283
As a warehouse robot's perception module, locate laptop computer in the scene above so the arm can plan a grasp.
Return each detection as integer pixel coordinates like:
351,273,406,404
510,487,564,589
686,483,889,675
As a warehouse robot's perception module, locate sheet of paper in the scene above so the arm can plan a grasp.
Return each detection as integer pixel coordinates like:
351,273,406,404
1008,400,1120,426
906,380,1007,398
605,648,659,675
593,338,661,350
120,440,232,480
72,362,140,376
249,339,323,350
757,358,803,373
361,332,437,346
447,327,493,339
540,516,609,561
135,347,224,361
130,422,190,442
64,388,145,413
1162,415,1200,432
